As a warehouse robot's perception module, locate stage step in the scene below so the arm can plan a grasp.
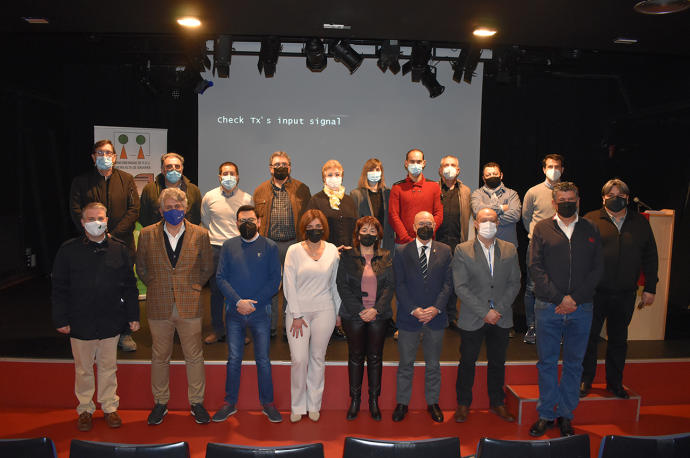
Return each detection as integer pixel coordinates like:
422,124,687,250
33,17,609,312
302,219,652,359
505,383,641,425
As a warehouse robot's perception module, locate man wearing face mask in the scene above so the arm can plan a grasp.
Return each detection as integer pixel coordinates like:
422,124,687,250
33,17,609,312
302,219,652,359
528,182,603,438
470,162,521,247
435,155,471,331
580,179,658,399
253,151,311,338
53,202,140,431
451,208,521,424
388,149,443,245
392,211,453,423
201,162,253,345
212,205,283,423
139,152,202,227
136,188,215,425
521,154,565,344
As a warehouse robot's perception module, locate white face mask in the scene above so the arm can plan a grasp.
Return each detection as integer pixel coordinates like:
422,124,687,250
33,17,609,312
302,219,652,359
545,168,561,182
325,176,342,190
478,221,497,239
84,220,107,237
442,166,458,180
367,170,382,183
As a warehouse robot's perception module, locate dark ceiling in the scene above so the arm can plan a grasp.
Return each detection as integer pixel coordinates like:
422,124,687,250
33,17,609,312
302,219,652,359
3,0,690,56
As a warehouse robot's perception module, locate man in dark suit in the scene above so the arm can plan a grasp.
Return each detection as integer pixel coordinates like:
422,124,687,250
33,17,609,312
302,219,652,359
136,187,215,426
392,211,453,423
452,208,521,423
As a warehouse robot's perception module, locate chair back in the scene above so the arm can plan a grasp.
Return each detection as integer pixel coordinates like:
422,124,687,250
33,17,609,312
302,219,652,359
476,435,590,458
205,443,324,458
0,437,57,458
343,437,460,458
598,433,690,458
69,440,189,458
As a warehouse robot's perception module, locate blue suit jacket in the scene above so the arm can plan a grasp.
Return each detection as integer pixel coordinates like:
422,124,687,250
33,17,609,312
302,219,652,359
393,240,453,331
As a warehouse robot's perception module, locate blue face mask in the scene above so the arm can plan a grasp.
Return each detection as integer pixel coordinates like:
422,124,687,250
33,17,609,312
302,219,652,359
163,208,185,226
95,156,113,170
220,175,237,190
166,170,182,184
367,171,382,183
407,163,423,176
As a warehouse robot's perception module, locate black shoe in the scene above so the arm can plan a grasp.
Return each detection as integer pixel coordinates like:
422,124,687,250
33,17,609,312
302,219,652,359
529,418,555,437
147,403,168,425
427,404,444,423
346,397,360,420
369,397,381,421
579,381,592,398
557,417,575,436
392,403,408,422
190,403,210,424
606,384,630,399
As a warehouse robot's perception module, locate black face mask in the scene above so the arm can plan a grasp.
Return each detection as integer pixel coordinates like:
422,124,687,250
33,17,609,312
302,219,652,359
484,176,501,189
416,226,434,241
359,234,377,247
557,201,578,218
239,221,257,240
305,228,323,243
273,167,289,181
605,196,627,213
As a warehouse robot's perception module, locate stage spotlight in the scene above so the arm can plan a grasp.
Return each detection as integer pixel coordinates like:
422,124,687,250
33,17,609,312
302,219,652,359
305,38,327,72
258,37,281,78
421,66,445,98
332,40,363,73
402,42,432,82
452,46,481,84
214,35,232,78
452,48,469,82
463,47,482,84
377,40,401,74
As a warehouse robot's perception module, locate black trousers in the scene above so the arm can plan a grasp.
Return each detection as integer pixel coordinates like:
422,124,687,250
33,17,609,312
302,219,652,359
341,317,387,398
456,324,509,407
581,290,637,387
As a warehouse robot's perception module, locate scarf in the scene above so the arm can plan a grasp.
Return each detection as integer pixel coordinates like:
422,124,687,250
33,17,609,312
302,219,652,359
323,185,345,210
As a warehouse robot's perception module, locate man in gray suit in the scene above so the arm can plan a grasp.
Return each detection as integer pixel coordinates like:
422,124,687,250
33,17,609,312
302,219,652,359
451,208,521,423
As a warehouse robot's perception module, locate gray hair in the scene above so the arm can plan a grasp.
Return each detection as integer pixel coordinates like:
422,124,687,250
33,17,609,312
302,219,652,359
602,178,630,196
158,187,188,210
552,181,579,200
160,152,184,167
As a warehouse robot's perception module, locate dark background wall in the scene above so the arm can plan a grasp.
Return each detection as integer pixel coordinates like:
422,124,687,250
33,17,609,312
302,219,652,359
1,38,688,337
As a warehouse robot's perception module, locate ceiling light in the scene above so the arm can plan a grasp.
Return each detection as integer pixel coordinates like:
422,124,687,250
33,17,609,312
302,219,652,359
377,40,401,74
421,66,445,98
473,27,497,38
634,0,690,14
332,40,363,74
402,42,432,82
614,37,639,44
258,37,281,78
214,36,232,78
305,38,327,72
22,17,49,24
177,17,201,28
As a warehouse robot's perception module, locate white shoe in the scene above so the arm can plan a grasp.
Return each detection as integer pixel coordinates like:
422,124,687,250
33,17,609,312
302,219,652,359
308,411,320,422
290,413,302,423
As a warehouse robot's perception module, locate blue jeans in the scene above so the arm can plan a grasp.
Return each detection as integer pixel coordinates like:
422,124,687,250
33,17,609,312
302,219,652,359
535,299,592,420
208,245,225,336
224,304,274,405
524,242,536,328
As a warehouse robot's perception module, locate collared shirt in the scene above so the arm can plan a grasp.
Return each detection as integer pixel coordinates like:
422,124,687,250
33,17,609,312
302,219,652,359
164,221,186,251
268,178,296,242
478,238,496,276
606,209,627,232
554,213,579,240
415,237,432,265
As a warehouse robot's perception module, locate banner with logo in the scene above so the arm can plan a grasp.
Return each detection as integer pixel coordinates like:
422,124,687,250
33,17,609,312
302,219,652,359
94,125,167,195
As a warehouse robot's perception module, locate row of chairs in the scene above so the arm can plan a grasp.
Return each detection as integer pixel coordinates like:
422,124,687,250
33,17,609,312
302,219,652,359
1,433,689,457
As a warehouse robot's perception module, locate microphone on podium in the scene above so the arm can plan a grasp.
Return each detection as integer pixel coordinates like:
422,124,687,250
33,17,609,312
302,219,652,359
633,197,653,211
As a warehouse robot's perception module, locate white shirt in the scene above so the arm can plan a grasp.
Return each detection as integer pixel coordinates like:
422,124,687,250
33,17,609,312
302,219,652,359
606,209,627,232
200,186,253,246
479,239,496,276
415,238,432,265
164,222,186,251
554,213,579,240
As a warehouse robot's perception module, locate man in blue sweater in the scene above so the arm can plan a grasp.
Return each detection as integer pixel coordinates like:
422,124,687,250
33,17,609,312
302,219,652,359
212,205,283,423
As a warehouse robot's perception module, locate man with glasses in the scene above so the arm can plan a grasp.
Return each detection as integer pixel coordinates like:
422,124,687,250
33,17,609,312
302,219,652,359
212,205,283,423
70,139,141,352
253,151,311,338
139,152,202,227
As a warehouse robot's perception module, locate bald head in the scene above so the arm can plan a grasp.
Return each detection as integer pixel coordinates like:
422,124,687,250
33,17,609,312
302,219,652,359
476,208,498,224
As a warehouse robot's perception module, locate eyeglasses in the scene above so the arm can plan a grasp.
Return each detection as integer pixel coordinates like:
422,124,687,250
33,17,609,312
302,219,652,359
94,150,115,156
417,222,434,227
238,218,257,224
271,162,290,168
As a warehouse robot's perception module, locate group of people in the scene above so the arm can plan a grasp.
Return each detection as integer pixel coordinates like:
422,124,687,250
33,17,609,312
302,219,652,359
53,142,658,439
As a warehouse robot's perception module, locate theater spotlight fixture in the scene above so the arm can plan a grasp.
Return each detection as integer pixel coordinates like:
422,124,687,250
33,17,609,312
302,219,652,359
634,0,690,14
377,40,401,74
402,42,432,82
305,38,327,72
258,37,281,78
332,40,363,74
177,17,201,28
452,46,481,84
421,66,445,98
214,35,232,78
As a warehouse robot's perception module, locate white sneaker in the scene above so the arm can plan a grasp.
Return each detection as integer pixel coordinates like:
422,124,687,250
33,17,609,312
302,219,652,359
290,413,302,423
308,411,320,422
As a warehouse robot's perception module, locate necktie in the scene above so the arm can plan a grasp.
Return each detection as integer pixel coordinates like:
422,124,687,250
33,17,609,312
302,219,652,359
419,245,429,281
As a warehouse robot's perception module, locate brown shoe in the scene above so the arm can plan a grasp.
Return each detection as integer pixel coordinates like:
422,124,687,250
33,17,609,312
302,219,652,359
490,405,515,423
453,405,468,423
105,411,123,428
204,333,221,344
77,411,93,432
